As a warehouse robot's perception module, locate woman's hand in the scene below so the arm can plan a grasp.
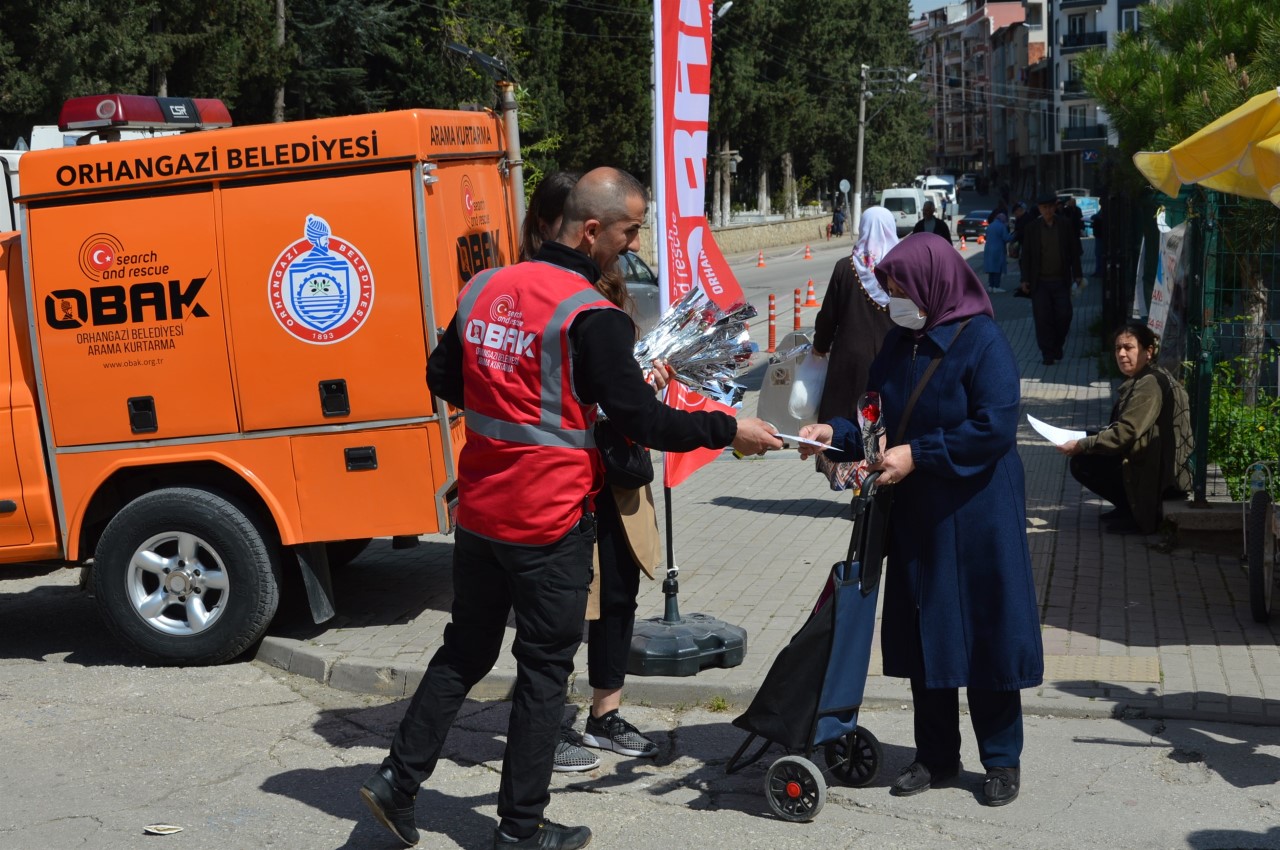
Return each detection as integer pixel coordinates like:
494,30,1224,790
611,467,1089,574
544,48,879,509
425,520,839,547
868,444,915,486
1057,439,1083,457
797,423,832,459
645,359,676,391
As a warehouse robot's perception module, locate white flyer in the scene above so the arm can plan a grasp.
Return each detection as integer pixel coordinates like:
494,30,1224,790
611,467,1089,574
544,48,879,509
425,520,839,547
774,432,830,449
1026,415,1086,446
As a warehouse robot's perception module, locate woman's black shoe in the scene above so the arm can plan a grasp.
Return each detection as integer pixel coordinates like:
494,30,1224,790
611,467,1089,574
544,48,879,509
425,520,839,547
983,766,1020,806
1100,507,1130,521
890,761,960,797
494,821,592,850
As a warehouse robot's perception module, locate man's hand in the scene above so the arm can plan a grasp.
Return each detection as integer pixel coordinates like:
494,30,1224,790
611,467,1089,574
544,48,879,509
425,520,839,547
732,417,783,457
1019,281,1030,294
797,423,833,459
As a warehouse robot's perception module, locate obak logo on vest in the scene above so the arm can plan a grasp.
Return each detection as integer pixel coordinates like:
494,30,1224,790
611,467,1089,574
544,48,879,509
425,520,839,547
468,296,536,374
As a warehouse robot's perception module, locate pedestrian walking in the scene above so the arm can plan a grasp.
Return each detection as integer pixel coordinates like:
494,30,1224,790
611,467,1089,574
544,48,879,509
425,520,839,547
359,167,782,849
1018,192,1083,364
982,212,1014,294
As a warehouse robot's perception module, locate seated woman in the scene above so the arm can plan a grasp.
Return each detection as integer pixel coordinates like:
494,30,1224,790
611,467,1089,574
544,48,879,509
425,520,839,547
1058,321,1193,534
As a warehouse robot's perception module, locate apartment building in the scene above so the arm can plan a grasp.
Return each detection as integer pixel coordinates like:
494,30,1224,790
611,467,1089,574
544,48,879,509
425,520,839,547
915,0,1148,196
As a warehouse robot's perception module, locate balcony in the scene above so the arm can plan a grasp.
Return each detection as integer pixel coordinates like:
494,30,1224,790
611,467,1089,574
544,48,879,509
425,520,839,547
1061,79,1092,101
1059,0,1104,9
1061,123,1108,149
1061,30,1108,53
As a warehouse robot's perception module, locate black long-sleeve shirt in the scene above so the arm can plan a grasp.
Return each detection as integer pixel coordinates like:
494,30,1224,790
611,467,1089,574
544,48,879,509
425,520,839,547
427,241,737,452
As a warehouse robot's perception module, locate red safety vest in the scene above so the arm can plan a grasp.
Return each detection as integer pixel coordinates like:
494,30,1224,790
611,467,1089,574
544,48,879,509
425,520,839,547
455,261,622,544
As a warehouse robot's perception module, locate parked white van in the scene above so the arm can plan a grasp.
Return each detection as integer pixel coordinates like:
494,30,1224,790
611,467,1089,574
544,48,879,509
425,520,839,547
879,187,927,236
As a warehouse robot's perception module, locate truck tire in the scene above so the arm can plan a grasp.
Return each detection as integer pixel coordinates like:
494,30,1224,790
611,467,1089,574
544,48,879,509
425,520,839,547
92,487,281,666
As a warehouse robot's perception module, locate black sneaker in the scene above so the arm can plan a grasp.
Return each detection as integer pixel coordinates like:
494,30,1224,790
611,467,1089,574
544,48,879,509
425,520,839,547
494,821,592,850
581,710,658,758
889,761,960,797
553,726,601,772
983,766,1020,806
360,766,419,846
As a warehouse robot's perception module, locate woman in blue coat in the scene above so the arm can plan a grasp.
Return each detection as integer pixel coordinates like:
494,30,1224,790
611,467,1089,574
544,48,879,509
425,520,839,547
982,212,1014,294
801,232,1043,807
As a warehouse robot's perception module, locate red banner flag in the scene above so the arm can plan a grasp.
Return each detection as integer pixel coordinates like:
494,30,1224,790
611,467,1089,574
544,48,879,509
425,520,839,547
654,0,744,315
663,381,738,488
653,0,748,488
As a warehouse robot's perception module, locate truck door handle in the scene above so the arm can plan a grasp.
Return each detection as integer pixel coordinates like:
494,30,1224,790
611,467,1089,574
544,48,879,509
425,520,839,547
0,500,16,514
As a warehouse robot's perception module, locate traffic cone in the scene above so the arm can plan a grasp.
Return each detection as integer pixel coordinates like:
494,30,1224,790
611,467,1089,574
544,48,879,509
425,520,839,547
959,235,967,251
803,244,813,260
803,277,819,307
757,251,766,268
977,233,986,245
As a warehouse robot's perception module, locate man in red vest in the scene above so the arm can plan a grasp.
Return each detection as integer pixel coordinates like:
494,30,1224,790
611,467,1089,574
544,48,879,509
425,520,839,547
361,167,781,849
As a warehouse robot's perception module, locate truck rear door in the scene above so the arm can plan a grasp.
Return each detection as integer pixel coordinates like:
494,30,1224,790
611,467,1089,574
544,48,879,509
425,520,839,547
0,234,33,545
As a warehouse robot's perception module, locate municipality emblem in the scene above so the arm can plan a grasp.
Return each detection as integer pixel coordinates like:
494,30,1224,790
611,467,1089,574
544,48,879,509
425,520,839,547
269,214,374,344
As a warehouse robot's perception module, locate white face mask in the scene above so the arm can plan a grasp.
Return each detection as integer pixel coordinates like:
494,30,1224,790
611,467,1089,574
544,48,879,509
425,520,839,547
888,296,926,330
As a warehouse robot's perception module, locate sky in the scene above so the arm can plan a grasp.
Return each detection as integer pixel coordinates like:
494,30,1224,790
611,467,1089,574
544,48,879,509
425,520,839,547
911,0,953,17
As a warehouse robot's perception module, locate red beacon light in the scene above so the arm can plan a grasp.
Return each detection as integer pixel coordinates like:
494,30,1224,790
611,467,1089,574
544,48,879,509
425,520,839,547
58,95,232,135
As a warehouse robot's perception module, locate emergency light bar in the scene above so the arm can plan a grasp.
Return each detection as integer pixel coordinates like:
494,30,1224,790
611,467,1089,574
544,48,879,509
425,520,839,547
58,95,233,133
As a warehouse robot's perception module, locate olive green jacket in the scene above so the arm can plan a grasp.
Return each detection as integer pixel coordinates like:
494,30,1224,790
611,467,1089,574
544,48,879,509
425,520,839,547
1080,365,1193,533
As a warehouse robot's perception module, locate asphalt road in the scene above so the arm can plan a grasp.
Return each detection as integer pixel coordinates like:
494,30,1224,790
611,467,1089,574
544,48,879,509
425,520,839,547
2,564,1279,850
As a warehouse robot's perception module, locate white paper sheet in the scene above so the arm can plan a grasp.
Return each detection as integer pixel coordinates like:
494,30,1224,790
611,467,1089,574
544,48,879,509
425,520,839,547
1026,415,1086,446
774,432,830,449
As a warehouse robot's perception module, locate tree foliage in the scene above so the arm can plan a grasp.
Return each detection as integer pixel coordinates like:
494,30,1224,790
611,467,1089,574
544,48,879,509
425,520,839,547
0,0,930,210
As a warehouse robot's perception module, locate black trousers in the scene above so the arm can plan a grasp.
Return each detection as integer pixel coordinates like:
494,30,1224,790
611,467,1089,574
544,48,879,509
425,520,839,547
587,486,643,691
1069,453,1129,514
1031,277,1073,359
910,680,1023,770
383,521,594,837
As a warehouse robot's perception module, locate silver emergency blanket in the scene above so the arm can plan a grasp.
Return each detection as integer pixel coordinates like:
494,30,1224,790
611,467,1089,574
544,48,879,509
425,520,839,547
633,287,756,407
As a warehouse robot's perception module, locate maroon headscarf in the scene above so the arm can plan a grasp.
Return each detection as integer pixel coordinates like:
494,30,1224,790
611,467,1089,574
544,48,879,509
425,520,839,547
873,232,993,331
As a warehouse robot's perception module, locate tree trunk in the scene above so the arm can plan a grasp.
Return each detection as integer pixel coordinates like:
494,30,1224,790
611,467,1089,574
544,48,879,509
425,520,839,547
782,151,795,219
721,139,732,227
712,139,723,228
1242,255,1265,407
757,168,769,216
273,0,287,123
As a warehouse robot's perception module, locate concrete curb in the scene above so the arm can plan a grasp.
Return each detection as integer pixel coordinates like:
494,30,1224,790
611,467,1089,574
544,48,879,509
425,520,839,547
254,636,1280,727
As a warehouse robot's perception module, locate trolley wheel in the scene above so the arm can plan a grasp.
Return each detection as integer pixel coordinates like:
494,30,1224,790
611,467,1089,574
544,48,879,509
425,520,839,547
765,755,826,822
1247,490,1275,623
823,727,883,787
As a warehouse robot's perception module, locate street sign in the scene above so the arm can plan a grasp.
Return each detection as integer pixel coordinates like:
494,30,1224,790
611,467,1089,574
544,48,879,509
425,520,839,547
839,179,851,193
1082,149,1099,164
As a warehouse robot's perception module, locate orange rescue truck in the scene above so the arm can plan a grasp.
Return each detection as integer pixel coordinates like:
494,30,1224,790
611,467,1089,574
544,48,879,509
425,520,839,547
1,94,521,664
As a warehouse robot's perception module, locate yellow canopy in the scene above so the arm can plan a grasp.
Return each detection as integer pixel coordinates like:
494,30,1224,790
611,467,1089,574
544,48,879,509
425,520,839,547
1134,86,1280,204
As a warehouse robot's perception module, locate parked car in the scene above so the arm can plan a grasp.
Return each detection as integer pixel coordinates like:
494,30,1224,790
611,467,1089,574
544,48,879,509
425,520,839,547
620,251,661,335
957,209,993,240
957,172,978,191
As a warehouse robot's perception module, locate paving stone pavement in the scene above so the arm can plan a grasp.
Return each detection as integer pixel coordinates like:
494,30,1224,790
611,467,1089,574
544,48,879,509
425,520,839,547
258,241,1280,726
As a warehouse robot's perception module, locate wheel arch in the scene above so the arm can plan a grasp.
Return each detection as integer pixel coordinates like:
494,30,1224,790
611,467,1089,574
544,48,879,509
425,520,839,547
70,459,297,562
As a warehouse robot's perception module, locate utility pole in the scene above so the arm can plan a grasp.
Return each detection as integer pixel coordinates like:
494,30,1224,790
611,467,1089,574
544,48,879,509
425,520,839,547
852,65,868,240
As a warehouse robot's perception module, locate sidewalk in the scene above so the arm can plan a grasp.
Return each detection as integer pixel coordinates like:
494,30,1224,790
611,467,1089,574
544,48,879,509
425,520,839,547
257,244,1280,726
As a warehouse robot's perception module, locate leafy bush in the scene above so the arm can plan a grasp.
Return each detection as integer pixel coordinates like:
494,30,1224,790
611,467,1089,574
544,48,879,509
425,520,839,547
1207,357,1280,499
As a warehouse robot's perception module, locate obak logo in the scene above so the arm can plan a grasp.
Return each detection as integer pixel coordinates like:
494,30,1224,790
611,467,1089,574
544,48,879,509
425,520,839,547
45,279,208,330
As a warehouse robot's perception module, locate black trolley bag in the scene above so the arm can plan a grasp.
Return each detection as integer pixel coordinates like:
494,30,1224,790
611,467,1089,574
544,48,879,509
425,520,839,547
725,471,892,822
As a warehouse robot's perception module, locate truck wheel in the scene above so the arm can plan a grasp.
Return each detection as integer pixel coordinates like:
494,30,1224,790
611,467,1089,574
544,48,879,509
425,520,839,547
92,488,281,665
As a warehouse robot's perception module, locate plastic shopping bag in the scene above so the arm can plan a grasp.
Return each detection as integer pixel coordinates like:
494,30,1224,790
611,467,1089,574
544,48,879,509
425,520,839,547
788,348,827,419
